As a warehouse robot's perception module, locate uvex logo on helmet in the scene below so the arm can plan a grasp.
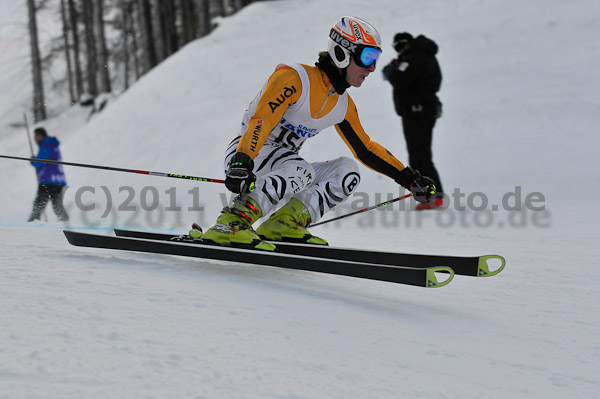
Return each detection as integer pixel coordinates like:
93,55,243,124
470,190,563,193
329,29,357,53
327,16,382,69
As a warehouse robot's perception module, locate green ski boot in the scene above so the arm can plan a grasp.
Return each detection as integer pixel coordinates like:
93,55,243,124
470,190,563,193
188,223,204,239
194,197,276,251
256,198,327,245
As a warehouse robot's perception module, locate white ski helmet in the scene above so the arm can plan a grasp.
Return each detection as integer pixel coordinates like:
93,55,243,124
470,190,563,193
327,16,382,69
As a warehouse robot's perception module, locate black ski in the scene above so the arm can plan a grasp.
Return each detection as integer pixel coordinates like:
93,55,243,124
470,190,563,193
63,230,453,288
114,229,506,277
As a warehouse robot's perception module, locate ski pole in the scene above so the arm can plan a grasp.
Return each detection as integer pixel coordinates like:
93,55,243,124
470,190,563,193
310,193,413,227
2,153,412,223
23,114,35,156
0,154,226,184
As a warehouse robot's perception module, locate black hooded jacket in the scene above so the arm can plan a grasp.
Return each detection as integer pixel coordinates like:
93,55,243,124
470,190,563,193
382,35,442,117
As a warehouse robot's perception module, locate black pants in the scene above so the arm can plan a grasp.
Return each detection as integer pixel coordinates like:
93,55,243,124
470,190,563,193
401,113,443,195
28,183,69,222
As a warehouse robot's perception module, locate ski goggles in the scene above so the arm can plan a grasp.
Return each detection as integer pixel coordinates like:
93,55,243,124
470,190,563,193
354,45,382,68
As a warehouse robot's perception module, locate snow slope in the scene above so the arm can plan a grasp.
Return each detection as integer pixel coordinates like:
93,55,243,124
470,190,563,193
1,0,599,398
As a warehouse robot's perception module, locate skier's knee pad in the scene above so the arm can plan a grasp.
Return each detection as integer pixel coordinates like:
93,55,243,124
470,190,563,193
331,157,361,197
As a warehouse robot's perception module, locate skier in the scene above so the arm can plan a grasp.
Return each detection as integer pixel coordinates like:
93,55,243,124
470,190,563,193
382,33,444,210
28,127,69,222
191,17,436,250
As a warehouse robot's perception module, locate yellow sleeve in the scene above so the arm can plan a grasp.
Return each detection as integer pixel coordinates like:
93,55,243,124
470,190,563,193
236,65,302,159
335,96,407,180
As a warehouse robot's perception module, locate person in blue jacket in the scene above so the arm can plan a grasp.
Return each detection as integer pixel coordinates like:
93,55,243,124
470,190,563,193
28,127,69,222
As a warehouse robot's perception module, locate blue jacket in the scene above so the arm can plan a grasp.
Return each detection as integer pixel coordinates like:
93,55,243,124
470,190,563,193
30,137,67,185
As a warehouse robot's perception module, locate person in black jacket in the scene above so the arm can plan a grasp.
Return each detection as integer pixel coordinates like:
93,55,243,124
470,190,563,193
383,32,444,210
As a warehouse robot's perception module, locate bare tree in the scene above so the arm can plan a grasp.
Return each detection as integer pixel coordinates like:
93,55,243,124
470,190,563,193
68,0,84,101
223,0,235,16
129,1,142,80
27,0,47,121
137,0,158,73
60,0,76,104
198,0,211,37
95,0,112,93
211,0,225,18
82,0,99,97
150,0,165,61
179,0,198,43
120,0,131,89
156,0,178,60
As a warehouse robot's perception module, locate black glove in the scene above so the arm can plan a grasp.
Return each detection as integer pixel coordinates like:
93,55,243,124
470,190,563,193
225,152,256,194
396,166,437,203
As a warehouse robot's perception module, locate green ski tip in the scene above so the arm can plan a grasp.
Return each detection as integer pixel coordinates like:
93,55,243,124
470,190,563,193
477,255,506,277
426,266,454,287
255,241,277,251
